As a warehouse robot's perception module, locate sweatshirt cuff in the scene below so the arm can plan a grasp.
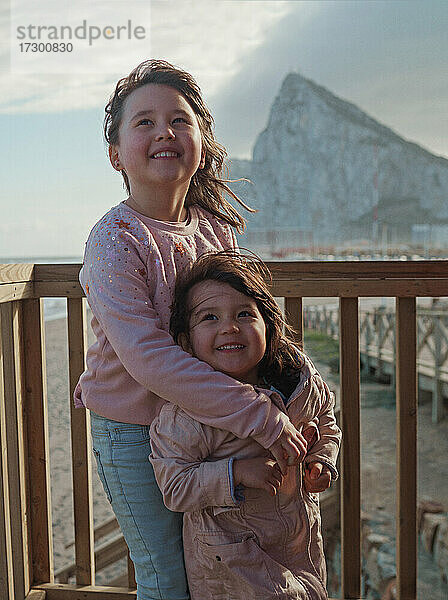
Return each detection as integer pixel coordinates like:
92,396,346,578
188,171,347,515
228,458,245,503
199,458,240,508
305,457,339,481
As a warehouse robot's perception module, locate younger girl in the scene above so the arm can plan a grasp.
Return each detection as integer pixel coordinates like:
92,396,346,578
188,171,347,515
75,60,306,600
150,251,341,600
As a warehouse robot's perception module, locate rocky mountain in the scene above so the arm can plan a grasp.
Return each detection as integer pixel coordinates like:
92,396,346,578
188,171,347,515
228,73,448,247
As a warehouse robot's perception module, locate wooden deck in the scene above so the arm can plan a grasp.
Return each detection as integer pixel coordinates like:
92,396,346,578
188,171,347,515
2,260,448,599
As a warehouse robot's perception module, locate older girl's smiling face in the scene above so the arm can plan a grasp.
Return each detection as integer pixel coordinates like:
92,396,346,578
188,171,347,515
111,83,203,196
181,280,267,385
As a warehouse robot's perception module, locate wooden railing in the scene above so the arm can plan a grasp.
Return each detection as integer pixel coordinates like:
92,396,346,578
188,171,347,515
303,304,448,423
2,260,448,600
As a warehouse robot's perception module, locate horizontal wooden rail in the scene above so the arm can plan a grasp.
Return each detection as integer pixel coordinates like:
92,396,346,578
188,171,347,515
64,517,119,550
32,586,348,600
56,534,129,583
2,261,448,300
0,264,35,284
266,260,448,279
35,583,136,599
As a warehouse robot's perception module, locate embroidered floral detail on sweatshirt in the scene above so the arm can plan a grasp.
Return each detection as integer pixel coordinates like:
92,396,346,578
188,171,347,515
174,240,186,255
115,219,132,230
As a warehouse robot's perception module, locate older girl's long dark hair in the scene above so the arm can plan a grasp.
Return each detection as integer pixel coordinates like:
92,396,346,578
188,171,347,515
170,250,304,395
104,59,254,233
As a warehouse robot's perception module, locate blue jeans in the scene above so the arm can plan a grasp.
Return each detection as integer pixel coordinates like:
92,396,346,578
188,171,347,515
90,411,190,600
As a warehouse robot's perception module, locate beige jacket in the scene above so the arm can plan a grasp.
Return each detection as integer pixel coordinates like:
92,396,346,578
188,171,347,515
150,356,341,600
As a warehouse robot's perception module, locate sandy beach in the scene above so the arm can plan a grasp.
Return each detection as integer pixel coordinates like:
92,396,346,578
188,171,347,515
44,314,448,594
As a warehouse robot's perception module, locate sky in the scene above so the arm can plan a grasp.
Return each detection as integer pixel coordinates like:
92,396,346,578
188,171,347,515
1,0,447,258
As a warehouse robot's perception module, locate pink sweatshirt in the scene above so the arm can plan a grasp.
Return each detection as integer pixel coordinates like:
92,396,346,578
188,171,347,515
74,201,290,448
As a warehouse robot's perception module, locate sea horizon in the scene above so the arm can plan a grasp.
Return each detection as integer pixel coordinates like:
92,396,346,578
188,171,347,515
0,255,83,264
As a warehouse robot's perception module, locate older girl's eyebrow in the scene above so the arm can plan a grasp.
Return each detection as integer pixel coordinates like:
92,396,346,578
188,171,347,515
130,109,191,121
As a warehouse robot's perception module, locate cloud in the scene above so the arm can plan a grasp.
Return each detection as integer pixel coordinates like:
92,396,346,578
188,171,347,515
1,0,294,113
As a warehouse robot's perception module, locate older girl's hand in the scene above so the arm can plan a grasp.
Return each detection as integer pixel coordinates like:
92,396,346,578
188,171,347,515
268,420,308,474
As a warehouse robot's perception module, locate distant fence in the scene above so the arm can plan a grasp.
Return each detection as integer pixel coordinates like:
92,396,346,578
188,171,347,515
237,229,314,255
304,305,447,423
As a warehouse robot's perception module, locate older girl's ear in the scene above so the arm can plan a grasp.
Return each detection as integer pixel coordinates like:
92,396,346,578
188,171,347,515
178,333,192,354
109,145,122,171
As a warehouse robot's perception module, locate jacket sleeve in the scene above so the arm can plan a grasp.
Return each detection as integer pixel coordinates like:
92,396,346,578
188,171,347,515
149,405,239,512
304,377,341,480
81,222,289,448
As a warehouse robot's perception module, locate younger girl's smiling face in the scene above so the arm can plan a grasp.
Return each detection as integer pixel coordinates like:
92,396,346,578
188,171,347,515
111,83,203,197
182,280,267,385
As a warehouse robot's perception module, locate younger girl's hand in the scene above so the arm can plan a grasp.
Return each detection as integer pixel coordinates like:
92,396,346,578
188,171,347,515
303,461,331,494
233,457,283,496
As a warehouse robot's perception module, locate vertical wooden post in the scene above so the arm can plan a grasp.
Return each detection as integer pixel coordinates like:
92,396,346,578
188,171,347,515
432,316,444,423
396,297,417,600
0,306,14,599
376,308,385,381
285,297,303,349
0,302,31,599
339,297,361,599
127,550,136,589
67,298,95,585
22,298,54,584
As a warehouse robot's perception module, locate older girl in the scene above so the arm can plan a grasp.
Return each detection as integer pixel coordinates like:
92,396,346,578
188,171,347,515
75,60,306,599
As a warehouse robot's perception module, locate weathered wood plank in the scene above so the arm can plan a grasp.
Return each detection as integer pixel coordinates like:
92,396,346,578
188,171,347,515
271,278,448,298
12,302,32,592
35,583,136,599
432,318,444,423
3,262,448,300
1,302,30,598
34,282,84,299
34,583,346,600
56,534,129,582
339,297,361,599
127,551,136,590
396,297,417,600
67,298,95,586
0,264,34,284
5,260,448,285
284,297,303,349
36,259,448,281
0,282,34,304
65,516,119,550
25,590,47,599
22,298,54,584
34,264,82,282
0,308,14,598
267,259,448,279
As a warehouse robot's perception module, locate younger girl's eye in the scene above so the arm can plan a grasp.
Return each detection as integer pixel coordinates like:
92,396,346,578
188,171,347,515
203,313,218,321
173,117,187,124
138,119,153,126
238,310,254,318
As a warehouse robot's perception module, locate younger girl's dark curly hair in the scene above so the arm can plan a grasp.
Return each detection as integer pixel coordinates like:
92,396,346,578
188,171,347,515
170,250,305,396
104,59,253,233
